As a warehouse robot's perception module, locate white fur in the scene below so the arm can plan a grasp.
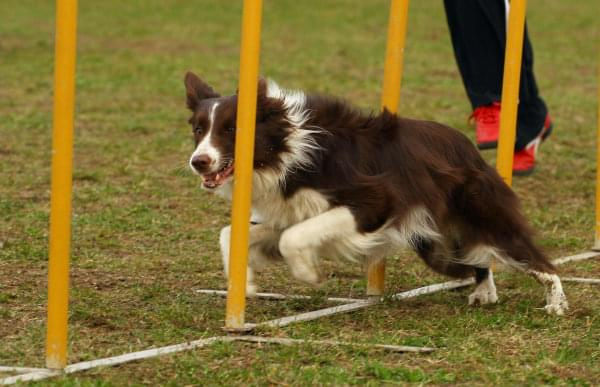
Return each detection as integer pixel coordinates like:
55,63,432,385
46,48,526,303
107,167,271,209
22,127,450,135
189,101,221,173
456,244,528,272
468,270,499,305
219,225,257,295
208,100,220,131
278,206,362,284
222,200,447,288
219,225,231,277
266,79,307,127
262,80,322,186
387,206,441,248
275,206,445,284
529,270,569,315
461,245,504,268
252,187,330,230
252,196,443,264
214,178,233,199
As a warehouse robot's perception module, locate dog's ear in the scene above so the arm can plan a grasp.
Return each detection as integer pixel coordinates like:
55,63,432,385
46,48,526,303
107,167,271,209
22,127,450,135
234,77,284,121
184,72,220,111
235,77,269,100
257,77,268,100
256,78,285,122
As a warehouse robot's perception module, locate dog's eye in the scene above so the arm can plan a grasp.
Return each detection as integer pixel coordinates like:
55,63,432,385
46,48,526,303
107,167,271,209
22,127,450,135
194,126,203,135
227,127,235,133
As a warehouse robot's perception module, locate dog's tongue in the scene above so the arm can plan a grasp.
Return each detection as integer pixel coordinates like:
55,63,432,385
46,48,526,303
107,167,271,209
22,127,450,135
204,171,218,182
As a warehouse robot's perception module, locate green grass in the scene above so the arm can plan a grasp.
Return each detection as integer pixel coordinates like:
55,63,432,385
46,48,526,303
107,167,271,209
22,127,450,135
1,0,599,385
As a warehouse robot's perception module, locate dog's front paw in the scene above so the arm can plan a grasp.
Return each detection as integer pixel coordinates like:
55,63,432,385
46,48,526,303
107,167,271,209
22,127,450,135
468,275,498,306
289,262,322,285
468,288,498,305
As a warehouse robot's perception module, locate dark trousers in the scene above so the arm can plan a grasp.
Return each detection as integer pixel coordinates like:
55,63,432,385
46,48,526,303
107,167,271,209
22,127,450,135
443,0,548,150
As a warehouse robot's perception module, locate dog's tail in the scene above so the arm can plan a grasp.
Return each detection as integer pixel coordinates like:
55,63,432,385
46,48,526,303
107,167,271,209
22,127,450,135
456,163,556,273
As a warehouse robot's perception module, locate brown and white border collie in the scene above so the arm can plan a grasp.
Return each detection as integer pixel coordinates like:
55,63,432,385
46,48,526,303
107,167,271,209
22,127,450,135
184,71,568,315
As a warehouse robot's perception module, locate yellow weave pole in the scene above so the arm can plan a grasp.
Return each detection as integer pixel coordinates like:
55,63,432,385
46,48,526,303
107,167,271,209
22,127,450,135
225,0,263,331
380,0,409,112
46,0,78,369
367,0,409,296
495,0,527,186
594,56,600,250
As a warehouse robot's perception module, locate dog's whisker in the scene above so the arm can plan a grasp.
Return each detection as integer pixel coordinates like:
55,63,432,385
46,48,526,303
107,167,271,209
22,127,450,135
170,164,193,177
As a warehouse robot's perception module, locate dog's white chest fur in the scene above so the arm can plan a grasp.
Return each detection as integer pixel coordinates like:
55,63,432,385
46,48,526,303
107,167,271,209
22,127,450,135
214,175,331,229
253,185,330,230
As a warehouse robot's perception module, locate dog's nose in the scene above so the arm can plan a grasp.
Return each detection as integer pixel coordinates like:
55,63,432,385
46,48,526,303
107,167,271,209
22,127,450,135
191,154,213,171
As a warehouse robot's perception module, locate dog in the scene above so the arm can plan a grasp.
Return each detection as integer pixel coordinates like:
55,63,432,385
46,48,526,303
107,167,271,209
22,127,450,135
184,71,568,315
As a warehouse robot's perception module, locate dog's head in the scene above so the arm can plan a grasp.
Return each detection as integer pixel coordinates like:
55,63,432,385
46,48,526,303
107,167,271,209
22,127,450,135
184,72,294,191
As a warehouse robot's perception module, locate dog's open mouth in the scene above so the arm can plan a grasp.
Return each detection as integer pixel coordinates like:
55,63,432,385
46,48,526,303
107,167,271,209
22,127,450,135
202,160,234,189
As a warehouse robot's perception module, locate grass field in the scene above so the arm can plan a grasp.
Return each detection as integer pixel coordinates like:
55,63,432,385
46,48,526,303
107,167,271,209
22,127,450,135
1,0,599,385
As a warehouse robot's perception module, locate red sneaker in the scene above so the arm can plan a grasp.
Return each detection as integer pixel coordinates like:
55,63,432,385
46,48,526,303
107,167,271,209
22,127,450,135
513,115,553,176
470,102,501,149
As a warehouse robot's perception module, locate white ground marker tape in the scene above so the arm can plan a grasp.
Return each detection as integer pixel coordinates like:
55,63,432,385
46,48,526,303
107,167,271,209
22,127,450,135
0,334,434,385
230,335,435,353
561,277,600,284
1,370,61,385
196,289,363,303
252,299,376,329
0,337,222,385
390,278,475,301
254,278,475,329
0,367,49,374
552,251,600,266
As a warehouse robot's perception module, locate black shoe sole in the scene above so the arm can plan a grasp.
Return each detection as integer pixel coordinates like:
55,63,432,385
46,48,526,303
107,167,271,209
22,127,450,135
477,141,498,150
513,167,535,177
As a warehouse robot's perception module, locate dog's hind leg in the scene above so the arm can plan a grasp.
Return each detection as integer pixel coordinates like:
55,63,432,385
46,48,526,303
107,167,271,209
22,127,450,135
413,236,499,305
490,234,568,315
459,245,501,305
463,234,568,315
454,162,570,314
468,268,498,305
527,270,569,315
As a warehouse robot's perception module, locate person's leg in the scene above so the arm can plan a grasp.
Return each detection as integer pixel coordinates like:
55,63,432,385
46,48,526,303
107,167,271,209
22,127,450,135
444,0,550,152
443,0,505,109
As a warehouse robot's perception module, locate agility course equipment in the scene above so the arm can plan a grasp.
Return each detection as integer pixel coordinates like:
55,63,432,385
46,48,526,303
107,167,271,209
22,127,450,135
2,0,599,384
225,0,264,331
367,0,410,298
45,0,78,370
496,0,527,185
596,54,600,250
